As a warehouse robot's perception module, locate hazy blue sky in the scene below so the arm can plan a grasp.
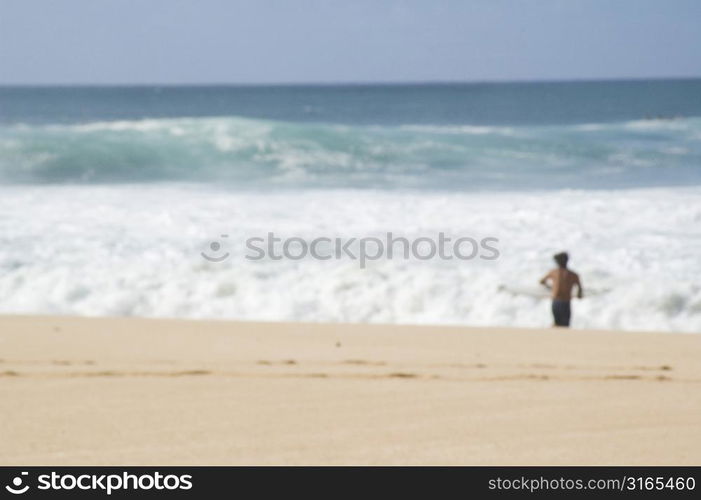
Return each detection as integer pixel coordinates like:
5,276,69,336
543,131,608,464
1,0,700,84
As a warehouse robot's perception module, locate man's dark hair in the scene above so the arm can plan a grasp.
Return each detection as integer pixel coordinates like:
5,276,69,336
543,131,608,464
553,252,569,268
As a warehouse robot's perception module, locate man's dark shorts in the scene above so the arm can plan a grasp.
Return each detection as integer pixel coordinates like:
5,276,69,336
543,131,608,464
552,300,571,327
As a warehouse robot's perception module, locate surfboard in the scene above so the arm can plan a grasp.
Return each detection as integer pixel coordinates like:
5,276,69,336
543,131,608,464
498,285,550,298
498,284,610,298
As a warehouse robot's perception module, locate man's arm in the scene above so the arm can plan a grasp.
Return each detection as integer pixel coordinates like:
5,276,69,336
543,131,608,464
539,271,552,289
575,273,583,299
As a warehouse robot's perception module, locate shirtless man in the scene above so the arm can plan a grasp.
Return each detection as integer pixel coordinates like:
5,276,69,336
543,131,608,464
539,252,583,327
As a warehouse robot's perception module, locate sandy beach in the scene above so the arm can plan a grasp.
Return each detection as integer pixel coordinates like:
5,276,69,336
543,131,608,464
0,315,699,465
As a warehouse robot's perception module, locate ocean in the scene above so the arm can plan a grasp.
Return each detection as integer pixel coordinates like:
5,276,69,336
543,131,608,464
1,80,700,331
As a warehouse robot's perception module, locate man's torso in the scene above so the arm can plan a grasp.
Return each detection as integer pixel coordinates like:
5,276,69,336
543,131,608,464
548,268,579,301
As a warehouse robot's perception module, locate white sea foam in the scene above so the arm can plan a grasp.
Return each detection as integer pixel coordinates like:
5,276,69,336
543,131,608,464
0,184,699,332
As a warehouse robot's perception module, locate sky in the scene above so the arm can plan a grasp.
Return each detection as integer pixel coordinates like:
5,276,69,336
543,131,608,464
1,0,700,85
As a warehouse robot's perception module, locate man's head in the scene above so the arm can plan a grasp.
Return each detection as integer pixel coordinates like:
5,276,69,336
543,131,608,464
553,252,569,268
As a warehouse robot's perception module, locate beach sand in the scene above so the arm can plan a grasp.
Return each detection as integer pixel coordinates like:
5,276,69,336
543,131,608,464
0,315,699,465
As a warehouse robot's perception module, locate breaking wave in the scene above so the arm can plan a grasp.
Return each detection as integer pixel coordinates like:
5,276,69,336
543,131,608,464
1,116,700,189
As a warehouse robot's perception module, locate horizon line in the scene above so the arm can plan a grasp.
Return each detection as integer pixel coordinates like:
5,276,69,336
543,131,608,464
1,75,700,88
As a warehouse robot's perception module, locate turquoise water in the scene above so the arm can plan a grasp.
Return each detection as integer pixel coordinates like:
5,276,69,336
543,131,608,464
0,80,700,189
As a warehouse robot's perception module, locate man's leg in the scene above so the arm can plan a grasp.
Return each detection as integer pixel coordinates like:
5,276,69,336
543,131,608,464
561,301,571,327
551,300,561,326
